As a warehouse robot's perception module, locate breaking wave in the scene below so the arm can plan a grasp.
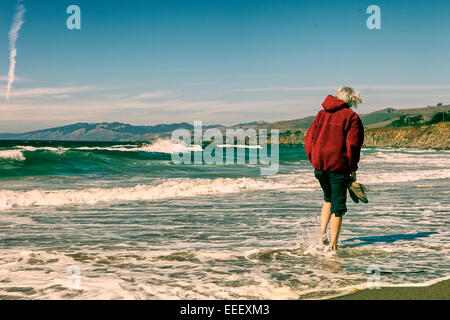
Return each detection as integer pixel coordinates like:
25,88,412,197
0,176,302,210
0,150,25,160
1,165,449,210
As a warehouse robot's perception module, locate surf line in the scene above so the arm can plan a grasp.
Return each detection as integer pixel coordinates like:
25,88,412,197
171,121,279,176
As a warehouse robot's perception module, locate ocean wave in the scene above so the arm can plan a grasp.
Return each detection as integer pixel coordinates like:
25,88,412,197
361,151,450,167
288,167,450,185
360,169,450,184
0,177,300,210
14,146,66,153
0,150,25,160
2,140,268,158
66,141,264,153
2,140,202,156
130,140,203,153
2,165,448,209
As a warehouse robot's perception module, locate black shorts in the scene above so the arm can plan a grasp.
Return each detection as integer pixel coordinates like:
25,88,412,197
314,169,351,217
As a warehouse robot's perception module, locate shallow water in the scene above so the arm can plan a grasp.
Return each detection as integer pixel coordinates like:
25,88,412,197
0,140,449,299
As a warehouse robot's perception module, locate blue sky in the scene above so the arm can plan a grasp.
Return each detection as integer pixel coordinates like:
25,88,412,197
1,0,450,132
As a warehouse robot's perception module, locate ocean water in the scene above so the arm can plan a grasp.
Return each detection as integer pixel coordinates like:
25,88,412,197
0,140,449,299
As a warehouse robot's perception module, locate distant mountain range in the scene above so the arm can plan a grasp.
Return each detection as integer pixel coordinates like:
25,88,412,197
0,122,221,141
0,121,267,141
1,105,448,141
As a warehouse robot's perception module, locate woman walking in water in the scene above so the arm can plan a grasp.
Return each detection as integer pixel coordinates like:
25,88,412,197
305,86,364,251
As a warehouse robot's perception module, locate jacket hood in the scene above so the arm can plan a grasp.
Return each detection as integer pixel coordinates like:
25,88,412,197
322,95,348,112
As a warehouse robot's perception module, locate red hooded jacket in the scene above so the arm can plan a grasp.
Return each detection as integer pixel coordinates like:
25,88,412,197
304,95,364,173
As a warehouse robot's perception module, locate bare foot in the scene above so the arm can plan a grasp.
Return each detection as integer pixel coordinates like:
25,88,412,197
321,233,329,245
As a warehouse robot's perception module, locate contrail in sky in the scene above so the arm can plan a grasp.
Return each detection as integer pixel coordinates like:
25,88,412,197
5,0,26,101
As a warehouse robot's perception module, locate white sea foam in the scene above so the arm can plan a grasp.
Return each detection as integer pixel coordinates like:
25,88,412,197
0,177,300,210
73,140,202,153
7,139,266,156
362,151,450,167
2,246,445,300
0,249,317,299
2,140,202,157
288,167,450,185
359,169,450,184
1,164,448,210
136,140,203,153
109,144,138,148
0,149,25,160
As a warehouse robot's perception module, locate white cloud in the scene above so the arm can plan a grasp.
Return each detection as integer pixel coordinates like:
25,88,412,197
133,90,178,100
9,86,98,98
0,75,27,83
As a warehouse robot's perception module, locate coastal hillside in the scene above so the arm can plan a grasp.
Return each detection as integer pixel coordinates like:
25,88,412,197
363,122,450,149
255,104,450,131
269,104,450,149
361,104,450,128
278,122,450,149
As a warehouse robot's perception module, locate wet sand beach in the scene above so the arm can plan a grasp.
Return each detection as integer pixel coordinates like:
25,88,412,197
331,278,450,300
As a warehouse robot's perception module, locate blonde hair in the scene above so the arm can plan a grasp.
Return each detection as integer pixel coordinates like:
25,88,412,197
334,86,362,108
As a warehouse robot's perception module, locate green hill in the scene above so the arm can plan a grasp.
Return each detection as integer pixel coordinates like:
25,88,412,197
251,104,450,132
361,105,450,128
260,104,450,149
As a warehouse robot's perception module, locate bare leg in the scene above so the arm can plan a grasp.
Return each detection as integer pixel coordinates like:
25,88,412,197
320,202,331,243
330,214,343,251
